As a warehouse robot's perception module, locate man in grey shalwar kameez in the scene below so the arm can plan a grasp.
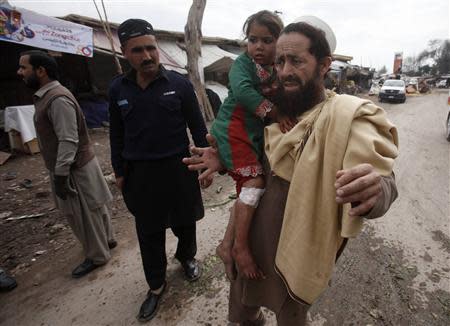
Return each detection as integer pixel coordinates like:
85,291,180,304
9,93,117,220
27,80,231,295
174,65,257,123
17,50,116,278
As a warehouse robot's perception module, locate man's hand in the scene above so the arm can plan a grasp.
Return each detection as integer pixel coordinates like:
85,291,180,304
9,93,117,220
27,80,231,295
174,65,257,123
182,134,224,183
54,175,77,200
335,163,382,216
116,176,124,190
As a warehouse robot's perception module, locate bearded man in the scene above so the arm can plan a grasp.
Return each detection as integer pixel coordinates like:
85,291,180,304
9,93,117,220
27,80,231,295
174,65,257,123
184,21,398,325
17,50,116,278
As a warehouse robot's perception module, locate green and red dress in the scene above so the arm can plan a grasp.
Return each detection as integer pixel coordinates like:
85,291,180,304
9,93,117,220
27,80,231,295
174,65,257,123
211,52,275,193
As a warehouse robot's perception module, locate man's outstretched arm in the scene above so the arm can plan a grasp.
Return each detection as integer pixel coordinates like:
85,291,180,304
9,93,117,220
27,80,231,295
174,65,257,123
335,163,398,218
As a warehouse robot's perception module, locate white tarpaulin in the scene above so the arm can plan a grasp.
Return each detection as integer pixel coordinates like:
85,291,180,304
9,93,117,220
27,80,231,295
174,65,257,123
0,4,93,57
4,105,36,143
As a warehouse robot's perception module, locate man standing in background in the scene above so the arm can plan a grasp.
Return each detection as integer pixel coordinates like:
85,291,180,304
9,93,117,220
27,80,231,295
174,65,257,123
17,50,116,279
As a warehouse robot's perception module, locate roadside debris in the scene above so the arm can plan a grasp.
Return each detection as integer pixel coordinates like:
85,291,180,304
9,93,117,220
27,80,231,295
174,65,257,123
35,191,50,198
49,223,66,234
6,213,45,221
406,85,418,94
369,309,383,319
19,179,33,189
0,151,11,165
419,81,430,93
104,173,116,184
2,171,17,181
0,211,13,219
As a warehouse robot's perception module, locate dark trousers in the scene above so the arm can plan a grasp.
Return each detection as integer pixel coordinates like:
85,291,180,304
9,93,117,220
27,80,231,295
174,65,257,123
122,156,203,290
135,219,197,290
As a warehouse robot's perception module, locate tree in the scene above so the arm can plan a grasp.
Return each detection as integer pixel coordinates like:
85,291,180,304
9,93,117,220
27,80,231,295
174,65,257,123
415,39,450,75
435,40,450,74
379,65,387,74
184,0,214,121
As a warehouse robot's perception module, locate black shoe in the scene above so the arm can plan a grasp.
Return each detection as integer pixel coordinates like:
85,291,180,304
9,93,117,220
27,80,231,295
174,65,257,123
0,270,17,292
137,282,167,322
181,259,201,282
108,240,118,249
71,259,100,278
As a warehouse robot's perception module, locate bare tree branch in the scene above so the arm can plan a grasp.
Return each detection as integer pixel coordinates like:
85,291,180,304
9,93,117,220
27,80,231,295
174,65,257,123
183,0,214,121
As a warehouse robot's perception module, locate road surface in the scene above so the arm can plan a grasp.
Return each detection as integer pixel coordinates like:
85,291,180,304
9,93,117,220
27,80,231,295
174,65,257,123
0,90,448,325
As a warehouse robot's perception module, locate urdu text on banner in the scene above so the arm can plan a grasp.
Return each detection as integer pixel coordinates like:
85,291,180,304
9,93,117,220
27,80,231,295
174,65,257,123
0,4,93,57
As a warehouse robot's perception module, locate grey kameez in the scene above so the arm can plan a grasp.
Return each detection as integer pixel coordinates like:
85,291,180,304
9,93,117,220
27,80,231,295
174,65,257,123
35,81,114,265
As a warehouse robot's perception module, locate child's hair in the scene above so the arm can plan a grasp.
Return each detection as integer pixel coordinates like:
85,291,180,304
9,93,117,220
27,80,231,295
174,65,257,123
243,10,284,39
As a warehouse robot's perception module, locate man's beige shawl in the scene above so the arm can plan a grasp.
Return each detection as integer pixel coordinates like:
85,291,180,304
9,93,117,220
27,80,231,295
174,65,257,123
264,91,398,304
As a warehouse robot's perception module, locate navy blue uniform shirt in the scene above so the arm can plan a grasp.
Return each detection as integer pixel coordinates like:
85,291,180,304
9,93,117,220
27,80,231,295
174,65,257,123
108,66,208,177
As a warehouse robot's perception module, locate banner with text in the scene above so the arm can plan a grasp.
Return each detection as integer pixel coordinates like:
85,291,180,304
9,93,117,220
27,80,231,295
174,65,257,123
0,5,93,57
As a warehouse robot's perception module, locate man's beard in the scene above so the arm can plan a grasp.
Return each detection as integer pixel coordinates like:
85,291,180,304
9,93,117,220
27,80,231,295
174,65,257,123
273,69,324,119
23,72,40,90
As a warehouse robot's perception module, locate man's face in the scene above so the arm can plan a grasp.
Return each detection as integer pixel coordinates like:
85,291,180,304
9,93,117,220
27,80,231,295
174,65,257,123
17,55,40,90
273,32,331,118
275,32,326,93
122,35,160,76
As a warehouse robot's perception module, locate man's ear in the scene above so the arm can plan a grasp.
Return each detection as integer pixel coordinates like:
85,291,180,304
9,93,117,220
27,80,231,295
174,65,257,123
319,56,332,77
35,66,46,78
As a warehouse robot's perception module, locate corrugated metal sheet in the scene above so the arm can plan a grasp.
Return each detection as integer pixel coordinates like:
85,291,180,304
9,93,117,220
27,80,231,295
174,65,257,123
92,30,237,75
157,40,237,74
331,60,351,71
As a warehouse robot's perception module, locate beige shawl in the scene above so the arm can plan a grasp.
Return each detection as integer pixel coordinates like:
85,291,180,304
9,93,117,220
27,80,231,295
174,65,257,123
264,91,398,304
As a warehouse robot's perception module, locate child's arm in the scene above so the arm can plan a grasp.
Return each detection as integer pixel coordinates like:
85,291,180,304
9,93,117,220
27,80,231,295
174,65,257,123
265,106,297,133
278,115,298,133
229,55,273,119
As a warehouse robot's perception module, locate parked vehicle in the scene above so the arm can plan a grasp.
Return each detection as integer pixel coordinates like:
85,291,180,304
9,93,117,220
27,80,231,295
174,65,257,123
379,79,406,103
437,79,448,88
446,90,450,141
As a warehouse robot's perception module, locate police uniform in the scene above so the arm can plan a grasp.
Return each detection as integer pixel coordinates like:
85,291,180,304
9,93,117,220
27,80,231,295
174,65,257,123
109,66,208,290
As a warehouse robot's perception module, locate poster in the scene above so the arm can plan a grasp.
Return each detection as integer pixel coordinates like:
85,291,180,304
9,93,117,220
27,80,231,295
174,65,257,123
0,4,93,57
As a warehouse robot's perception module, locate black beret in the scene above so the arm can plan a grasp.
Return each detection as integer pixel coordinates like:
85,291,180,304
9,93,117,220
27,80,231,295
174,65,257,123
117,19,154,44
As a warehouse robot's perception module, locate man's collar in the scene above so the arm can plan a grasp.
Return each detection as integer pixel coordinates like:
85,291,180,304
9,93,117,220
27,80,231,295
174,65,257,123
34,80,61,99
124,65,169,84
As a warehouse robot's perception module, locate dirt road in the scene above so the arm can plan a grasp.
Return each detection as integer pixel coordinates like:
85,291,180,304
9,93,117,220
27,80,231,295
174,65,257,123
0,90,449,325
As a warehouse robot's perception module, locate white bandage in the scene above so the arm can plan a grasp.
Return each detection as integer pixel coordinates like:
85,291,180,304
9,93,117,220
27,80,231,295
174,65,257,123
238,187,265,207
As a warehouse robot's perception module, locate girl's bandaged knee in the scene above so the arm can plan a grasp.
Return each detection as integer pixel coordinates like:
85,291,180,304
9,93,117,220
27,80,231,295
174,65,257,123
238,187,265,207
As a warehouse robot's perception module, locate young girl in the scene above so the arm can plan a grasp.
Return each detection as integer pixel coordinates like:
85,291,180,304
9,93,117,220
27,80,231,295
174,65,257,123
211,10,284,280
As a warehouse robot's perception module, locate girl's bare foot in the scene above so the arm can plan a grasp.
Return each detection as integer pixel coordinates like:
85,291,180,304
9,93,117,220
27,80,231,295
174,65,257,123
232,245,264,280
216,242,236,280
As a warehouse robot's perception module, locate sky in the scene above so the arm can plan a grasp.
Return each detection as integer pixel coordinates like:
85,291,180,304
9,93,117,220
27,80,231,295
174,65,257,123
6,0,450,72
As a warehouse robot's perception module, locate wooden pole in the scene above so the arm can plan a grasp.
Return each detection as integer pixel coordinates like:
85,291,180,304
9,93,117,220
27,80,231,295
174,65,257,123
184,0,214,121
92,0,123,74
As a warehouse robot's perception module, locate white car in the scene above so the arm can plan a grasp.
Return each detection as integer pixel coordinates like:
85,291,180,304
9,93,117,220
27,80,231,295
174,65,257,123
437,80,448,88
379,79,406,103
